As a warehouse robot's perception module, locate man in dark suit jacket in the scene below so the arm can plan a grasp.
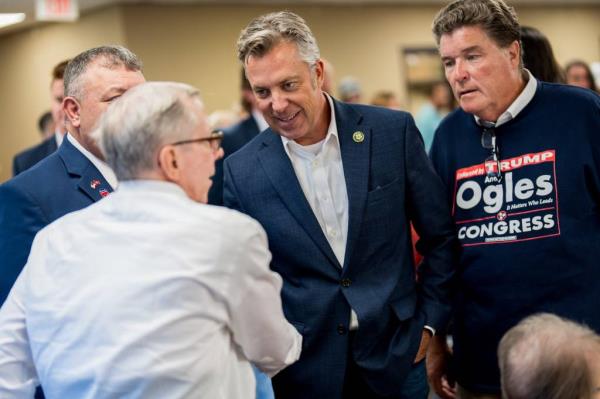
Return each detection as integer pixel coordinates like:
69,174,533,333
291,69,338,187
224,12,457,399
0,45,145,305
12,135,57,176
12,61,70,176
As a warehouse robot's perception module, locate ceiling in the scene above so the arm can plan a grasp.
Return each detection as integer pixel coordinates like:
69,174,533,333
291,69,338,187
1,0,599,35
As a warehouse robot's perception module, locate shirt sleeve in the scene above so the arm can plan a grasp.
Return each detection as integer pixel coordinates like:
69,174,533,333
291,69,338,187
225,219,302,377
0,266,38,398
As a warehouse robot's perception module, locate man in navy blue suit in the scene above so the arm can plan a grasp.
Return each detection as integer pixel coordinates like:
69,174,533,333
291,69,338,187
12,60,70,176
0,45,145,305
224,11,457,399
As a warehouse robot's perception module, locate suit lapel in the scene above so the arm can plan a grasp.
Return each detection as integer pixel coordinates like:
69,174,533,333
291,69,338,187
334,101,370,270
258,131,341,268
58,138,113,202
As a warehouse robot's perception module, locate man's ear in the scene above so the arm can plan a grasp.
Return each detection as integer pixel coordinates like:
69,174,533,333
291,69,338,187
314,59,325,89
158,145,180,182
508,40,521,67
63,96,81,128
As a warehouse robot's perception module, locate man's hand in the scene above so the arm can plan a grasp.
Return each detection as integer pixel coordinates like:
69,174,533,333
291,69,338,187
414,329,432,363
426,335,457,399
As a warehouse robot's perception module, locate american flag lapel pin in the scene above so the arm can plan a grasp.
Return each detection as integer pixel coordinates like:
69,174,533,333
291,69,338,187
90,179,101,189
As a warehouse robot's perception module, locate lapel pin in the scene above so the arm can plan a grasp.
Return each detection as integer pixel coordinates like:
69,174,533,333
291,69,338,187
90,179,101,189
352,131,365,143
99,189,109,198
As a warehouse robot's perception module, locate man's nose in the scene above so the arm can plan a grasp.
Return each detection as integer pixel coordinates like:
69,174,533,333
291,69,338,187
271,91,288,113
453,60,469,83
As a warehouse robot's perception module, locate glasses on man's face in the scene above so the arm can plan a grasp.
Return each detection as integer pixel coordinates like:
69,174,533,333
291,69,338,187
481,126,502,182
170,130,224,153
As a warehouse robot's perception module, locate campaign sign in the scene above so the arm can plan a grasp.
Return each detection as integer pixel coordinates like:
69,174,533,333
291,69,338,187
452,150,560,246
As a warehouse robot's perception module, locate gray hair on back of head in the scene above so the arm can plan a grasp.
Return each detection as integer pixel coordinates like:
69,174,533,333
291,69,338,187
237,11,320,66
498,313,600,399
64,45,143,100
91,81,203,181
432,0,520,48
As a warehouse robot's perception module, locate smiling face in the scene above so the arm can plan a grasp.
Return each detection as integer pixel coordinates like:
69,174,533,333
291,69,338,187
64,59,145,158
245,41,329,145
440,25,524,122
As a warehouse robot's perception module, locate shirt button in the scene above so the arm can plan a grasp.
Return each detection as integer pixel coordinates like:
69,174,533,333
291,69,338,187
341,278,351,288
337,324,347,335
312,160,318,167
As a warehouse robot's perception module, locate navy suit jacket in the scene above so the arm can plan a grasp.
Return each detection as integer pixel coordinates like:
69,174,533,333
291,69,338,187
0,138,113,304
223,99,457,398
12,136,58,176
208,115,260,205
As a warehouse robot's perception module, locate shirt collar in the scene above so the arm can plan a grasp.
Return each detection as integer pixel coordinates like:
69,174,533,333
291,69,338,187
251,109,269,132
475,69,537,127
66,133,118,189
281,92,339,155
54,131,64,147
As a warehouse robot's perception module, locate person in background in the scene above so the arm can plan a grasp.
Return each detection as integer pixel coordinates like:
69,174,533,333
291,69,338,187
338,75,363,103
224,10,457,399
12,60,69,176
0,81,301,399
520,25,565,83
415,81,453,152
427,0,600,398
498,313,600,399
207,109,240,130
37,111,55,140
371,90,401,110
208,69,268,205
565,59,598,92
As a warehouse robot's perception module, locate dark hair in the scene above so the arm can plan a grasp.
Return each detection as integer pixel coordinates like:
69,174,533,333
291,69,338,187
37,111,53,135
520,26,565,83
52,60,70,81
432,0,520,49
565,60,598,92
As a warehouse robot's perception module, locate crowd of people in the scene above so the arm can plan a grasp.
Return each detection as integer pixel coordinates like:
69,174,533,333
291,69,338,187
0,0,599,398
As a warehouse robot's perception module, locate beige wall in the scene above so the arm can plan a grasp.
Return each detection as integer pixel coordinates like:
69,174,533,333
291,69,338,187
0,3,599,182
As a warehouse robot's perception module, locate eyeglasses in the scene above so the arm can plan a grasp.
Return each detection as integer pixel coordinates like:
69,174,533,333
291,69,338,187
170,130,224,153
481,125,502,182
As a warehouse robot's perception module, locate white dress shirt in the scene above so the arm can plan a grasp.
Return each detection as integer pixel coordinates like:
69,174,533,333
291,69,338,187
0,180,301,399
281,93,359,329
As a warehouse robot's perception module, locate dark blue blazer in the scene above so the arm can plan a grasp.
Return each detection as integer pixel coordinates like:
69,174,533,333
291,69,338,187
223,100,457,398
0,138,112,304
12,136,58,176
208,115,261,205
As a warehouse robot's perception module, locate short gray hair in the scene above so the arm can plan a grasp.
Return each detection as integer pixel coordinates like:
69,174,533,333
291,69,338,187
64,45,143,100
237,11,320,66
498,313,600,399
432,0,520,48
92,81,203,180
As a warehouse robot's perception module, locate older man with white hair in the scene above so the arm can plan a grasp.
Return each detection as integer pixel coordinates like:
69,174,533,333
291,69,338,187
498,313,600,399
0,81,301,399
